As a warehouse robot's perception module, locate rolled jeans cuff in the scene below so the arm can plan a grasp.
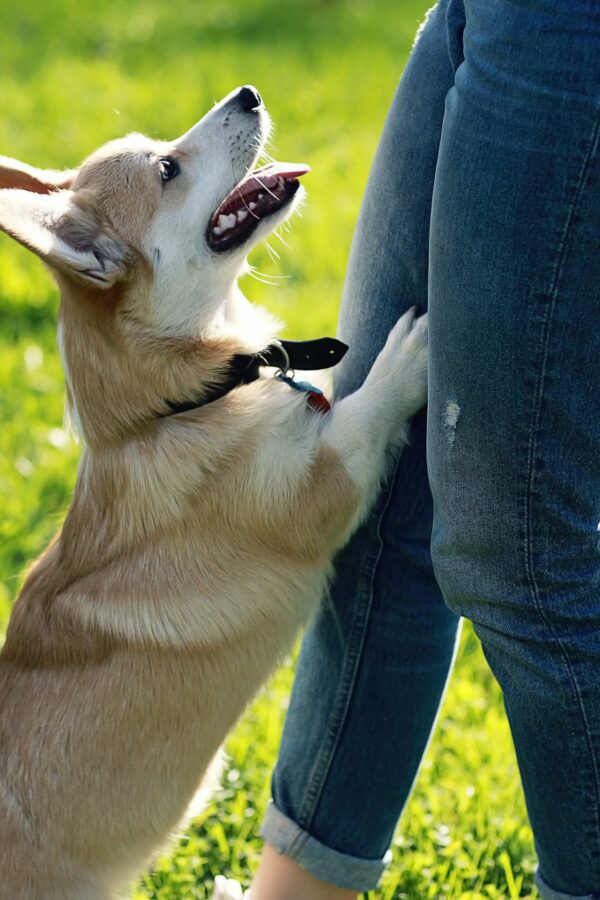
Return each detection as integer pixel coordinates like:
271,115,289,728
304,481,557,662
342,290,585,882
535,870,599,900
260,800,392,892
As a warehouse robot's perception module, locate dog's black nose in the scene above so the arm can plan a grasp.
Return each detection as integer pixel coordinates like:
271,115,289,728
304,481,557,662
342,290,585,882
237,85,262,112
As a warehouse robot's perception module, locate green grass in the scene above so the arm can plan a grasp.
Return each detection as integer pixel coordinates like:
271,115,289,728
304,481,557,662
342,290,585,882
0,1,538,897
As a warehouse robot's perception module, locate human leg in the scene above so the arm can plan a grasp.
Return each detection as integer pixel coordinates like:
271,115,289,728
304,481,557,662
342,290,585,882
427,1,600,896
255,3,461,894
251,847,358,900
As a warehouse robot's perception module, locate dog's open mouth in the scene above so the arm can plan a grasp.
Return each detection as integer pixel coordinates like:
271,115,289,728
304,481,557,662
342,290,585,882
207,162,310,252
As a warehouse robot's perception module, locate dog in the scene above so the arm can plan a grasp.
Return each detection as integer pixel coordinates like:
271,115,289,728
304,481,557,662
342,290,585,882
0,85,428,899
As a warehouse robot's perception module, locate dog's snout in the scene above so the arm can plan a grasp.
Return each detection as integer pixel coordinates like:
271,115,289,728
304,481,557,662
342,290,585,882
237,85,262,112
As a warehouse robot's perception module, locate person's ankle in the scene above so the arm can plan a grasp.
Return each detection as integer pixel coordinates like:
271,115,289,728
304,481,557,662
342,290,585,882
251,845,358,900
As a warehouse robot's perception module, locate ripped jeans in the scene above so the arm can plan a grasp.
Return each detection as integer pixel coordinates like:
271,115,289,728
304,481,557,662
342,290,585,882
260,1,600,897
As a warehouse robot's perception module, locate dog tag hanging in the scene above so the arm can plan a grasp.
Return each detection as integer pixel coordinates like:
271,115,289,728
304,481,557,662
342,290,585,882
275,373,331,414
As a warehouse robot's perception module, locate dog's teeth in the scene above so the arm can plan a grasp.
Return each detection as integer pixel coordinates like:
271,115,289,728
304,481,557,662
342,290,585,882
249,201,257,211
257,193,264,200
217,213,238,231
237,209,248,222
213,225,222,235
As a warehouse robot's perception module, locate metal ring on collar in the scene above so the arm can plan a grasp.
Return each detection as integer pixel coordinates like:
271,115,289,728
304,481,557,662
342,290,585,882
270,340,292,378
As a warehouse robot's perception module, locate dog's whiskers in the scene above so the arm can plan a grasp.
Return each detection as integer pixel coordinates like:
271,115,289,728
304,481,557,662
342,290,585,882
254,175,280,202
274,227,291,250
247,264,289,286
264,240,280,265
230,158,261,219
247,262,288,278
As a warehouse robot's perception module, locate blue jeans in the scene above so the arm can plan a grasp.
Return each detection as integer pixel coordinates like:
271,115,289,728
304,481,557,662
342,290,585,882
261,1,600,897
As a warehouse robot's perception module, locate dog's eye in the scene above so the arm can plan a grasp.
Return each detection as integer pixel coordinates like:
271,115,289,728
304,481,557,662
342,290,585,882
159,158,180,183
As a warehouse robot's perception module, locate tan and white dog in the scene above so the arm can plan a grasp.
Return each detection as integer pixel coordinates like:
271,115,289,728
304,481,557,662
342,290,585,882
0,86,427,899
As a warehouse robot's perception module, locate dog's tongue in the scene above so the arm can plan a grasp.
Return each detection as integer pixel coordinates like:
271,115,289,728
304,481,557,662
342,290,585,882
259,162,310,177
239,162,311,193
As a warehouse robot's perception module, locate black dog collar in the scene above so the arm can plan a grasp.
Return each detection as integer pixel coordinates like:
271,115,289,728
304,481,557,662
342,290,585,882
164,337,349,416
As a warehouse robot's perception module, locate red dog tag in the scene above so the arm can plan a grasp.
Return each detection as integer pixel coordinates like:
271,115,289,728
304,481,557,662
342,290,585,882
306,391,331,414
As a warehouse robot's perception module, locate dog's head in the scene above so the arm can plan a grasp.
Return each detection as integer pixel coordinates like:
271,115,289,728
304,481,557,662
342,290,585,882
0,86,308,336
0,87,310,446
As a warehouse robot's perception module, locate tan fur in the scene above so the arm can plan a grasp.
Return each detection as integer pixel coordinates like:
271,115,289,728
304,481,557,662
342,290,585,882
0,91,428,898
0,155,76,194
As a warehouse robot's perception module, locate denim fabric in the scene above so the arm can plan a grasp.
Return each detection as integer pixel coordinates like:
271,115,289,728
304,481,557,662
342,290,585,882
262,802,392,891
262,1,600,896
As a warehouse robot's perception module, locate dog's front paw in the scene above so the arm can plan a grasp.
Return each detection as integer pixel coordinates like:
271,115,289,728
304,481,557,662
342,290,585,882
368,307,428,416
397,309,428,416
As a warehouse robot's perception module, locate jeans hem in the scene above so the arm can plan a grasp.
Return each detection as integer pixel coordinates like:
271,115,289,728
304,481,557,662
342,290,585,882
535,869,598,900
260,801,391,891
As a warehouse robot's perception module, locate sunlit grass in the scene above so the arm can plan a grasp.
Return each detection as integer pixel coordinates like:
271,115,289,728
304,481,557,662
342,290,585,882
0,1,537,896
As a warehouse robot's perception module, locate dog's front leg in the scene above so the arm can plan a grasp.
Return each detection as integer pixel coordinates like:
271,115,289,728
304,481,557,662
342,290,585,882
322,307,428,525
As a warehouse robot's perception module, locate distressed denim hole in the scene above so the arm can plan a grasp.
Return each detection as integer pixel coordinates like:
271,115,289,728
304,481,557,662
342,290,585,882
443,399,460,447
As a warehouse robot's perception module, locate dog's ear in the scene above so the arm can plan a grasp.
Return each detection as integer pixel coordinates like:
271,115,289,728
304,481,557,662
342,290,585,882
0,155,77,194
0,188,131,289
